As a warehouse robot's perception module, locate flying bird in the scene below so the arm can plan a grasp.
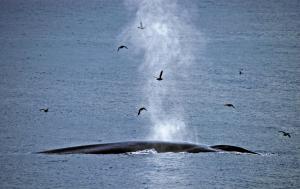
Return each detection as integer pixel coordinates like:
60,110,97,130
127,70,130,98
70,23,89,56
40,108,48,112
278,131,291,138
137,21,145,29
224,103,235,109
155,70,163,81
137,107,147,116
239,69,244,75
117,45,128,52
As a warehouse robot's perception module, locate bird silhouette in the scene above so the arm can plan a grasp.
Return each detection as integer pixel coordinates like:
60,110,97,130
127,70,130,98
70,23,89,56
137,21,145,29
117,45,128,52
278,131,291,138
224,103,235,109
40,108,48,112
137,107,147,116
239,69,243,75
155,70,163,81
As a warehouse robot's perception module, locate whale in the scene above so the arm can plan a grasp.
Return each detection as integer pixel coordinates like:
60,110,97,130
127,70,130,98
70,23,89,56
39,141,257,154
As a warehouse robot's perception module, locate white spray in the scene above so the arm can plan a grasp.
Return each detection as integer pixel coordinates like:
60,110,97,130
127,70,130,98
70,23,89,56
122,0,203,141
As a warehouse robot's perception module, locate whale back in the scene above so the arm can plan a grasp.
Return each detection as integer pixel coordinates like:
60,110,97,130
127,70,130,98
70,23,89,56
40,141,215,154
39,141,256,154
210,145,257,154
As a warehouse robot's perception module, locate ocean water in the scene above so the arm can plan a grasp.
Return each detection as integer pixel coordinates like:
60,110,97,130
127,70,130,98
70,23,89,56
0,0,299,188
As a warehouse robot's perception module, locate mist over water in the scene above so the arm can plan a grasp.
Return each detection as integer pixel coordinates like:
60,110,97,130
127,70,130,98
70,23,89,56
122,0,204,141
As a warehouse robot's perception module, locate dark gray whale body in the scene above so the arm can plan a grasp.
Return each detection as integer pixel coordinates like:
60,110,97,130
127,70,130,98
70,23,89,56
40,141,257,154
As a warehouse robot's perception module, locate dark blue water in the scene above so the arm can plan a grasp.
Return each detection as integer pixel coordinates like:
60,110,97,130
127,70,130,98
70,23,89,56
0,0,299,188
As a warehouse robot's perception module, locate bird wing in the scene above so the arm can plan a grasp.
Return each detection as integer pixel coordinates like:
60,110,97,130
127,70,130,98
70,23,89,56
138,108,147,115
224,104,235,108
124,46,128,49
159,70,163,78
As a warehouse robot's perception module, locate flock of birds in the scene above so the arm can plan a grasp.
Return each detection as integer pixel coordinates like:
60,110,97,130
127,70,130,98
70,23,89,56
116,21,163,117
137,70,163,116
39,21,291,139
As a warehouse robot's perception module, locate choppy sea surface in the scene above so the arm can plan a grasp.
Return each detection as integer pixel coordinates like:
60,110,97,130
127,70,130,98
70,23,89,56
0,0,299,188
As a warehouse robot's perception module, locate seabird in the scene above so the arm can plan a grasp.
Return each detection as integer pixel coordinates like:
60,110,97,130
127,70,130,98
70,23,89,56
137,21,145,29
224,103,235,109
239,69,243,75
117,45,128,52
155,70,163,81
278,131,291,138
137,107,147,116
40,108,48,112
